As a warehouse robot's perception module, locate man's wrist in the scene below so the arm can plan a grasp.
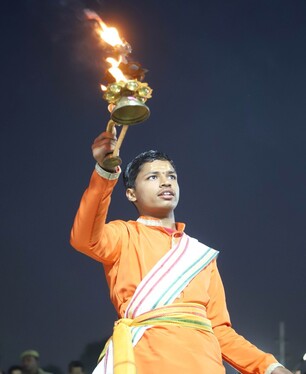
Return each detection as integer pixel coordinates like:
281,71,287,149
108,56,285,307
95,162,121,180
265,363,284,374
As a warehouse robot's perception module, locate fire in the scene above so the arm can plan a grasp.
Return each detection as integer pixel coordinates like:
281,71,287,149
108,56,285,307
85,9,128,83
106,56,127,82
98,23,124,47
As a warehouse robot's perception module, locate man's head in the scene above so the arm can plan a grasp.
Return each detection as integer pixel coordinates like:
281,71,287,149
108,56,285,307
123,150,176,189
123,150,179,218
20,351,39,374
68,361,85,374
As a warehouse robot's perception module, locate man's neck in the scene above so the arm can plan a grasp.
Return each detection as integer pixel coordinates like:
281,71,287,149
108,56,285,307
159,217,176,229
138,216,176,229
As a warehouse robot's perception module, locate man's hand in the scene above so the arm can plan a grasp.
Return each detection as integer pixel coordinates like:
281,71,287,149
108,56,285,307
272,367,292,373
92,129,117,172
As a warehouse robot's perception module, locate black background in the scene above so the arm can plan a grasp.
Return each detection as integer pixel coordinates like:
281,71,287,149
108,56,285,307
1,1,306,373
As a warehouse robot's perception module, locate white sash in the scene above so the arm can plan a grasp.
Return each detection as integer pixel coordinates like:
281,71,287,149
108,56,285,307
94,229,218,374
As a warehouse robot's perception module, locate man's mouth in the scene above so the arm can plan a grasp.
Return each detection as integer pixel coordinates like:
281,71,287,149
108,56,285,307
158,189,174,197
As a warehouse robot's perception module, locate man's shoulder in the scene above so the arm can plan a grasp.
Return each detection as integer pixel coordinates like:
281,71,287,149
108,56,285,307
107,218,139,229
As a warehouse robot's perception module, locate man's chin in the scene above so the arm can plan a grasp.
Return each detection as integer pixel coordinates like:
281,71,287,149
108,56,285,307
151,205,177,217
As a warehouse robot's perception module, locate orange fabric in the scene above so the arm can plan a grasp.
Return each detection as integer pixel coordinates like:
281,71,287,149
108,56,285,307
71,170,278,374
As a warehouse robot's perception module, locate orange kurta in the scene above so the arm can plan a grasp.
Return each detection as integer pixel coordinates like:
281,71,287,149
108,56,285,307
70,170,279,374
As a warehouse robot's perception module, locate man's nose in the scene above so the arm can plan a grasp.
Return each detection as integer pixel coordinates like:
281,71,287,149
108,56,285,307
160,176,171,186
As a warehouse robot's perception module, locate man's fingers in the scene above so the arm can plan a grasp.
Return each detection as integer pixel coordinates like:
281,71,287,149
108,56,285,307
91,128,118,165
94,131,117,142
91,138,117,150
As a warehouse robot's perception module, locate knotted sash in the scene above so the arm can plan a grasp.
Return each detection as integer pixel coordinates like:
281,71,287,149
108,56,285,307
94,231,218,374
99,303,213,374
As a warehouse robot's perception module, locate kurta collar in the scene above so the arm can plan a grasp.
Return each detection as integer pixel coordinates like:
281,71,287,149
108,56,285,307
137,216,185,232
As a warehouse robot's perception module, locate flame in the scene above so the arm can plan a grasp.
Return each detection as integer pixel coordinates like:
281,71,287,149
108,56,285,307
106,56,127,82
85,9,124,47
85,9,127,82
98,23,124,47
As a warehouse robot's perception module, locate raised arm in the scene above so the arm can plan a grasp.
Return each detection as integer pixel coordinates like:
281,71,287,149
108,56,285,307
70,130,126,264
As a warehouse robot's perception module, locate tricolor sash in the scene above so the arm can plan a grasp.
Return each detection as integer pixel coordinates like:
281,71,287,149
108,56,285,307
93,230,218,374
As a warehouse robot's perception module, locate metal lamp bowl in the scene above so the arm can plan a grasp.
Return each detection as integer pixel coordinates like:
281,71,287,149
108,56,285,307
111,96,150,125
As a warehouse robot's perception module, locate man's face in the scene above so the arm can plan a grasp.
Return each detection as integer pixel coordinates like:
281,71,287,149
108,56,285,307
22,356,38,373
126,160,180,218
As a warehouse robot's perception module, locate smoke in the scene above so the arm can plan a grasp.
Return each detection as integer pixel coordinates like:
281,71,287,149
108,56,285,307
23,0,110,72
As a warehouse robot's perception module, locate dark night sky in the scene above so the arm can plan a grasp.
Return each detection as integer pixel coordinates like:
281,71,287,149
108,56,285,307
1,1,306,373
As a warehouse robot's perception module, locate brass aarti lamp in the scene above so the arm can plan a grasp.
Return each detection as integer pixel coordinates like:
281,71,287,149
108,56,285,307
85,10,152,169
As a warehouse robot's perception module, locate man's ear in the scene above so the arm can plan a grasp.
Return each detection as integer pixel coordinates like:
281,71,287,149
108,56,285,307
126,188,137,202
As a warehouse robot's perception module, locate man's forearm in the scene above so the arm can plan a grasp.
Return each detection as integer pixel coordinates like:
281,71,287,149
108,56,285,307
70,167,119,261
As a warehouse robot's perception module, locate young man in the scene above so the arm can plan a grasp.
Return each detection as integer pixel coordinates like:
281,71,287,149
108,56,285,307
70,131,292,374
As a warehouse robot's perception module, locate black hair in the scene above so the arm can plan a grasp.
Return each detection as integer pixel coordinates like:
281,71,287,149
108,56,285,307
123,150,176,189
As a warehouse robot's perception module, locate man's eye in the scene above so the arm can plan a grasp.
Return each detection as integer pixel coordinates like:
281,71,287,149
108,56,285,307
169,175,177,180
148,175,157,180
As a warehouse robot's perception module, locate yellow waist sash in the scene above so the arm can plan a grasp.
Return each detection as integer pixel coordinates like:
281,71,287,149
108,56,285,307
99,303,213,374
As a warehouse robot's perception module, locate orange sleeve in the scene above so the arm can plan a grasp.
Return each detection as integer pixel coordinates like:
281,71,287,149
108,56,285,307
207,261,278,374
70,170,128,264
